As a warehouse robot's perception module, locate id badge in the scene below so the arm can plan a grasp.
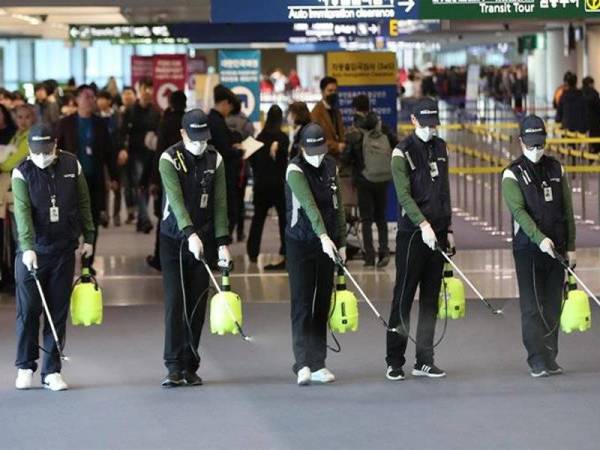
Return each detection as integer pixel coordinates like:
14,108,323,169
544,186,553,202
429,161,439,178
200,193,209,209
50,206,60,223
86,146,93,156
333,193,339,210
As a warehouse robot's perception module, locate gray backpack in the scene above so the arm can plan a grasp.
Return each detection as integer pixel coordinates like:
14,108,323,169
361,122,392,183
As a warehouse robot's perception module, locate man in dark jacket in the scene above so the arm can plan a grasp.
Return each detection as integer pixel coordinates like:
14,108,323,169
56,84,115,267
582,77,600,153
147,90,188,271
120,77,161,234
556,73,588,133
208,84,242,237
342,95,397,268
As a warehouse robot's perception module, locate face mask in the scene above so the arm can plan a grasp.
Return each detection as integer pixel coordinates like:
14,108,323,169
523,145,544,163
184,138,208,156
325,93,339,108
415,126,435,142
304,153,325,168
30,151,56,169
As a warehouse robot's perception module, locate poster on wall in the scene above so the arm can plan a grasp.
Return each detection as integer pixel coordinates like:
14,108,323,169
327,51,397,130
131,55,153,93
152,54,187,110
218,50,261,122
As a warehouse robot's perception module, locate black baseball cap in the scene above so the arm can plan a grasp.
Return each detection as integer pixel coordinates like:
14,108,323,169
28,123,56,154
300,123,328,156
413,98,440,127
182,109,211,142
520,115,546,147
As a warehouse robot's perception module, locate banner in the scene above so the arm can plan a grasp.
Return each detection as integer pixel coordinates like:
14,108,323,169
131,56,153,93
152,54,187,110
327,51,397,130
218,50,261,122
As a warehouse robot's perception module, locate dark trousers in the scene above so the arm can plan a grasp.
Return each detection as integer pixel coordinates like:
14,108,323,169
357,179,389,261
247,188,286,260
85,174,102,265
386,230,445,367
129,151,152,226
160,234,209,373
237,179,247,239
513,247,564,370
226,181,240,237
113,164,135,218
15,250,75,378
287,237,334,373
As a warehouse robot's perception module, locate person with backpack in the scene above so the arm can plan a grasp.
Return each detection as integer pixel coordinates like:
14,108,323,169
342,95,397,268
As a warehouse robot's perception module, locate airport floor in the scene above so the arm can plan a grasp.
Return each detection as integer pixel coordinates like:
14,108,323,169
1,219,600,450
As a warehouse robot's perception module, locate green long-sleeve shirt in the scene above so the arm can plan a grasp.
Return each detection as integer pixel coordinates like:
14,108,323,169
12,158,95,252
502,167,576,251
286,163,346,247
391,148,427,226
159,149,229,243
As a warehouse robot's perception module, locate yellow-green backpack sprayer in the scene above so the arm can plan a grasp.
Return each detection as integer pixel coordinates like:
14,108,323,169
70,256,103,326
201,259,252,342
329,266,359,333
438,263,466,320
557,258,593,334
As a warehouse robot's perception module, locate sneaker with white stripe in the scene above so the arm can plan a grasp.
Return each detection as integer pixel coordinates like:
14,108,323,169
412,363,446,378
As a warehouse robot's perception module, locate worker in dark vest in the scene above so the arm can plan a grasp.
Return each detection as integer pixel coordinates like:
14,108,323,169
502,115,576,378
12,123,95,392
286,123,346,386
158,109,231,388
386,98,454,381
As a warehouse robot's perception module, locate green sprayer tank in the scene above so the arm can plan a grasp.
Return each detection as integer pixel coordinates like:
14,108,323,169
561,274,591,334
329,267,359,333
210,269,243,336
70,257,103,326
438,264,466,320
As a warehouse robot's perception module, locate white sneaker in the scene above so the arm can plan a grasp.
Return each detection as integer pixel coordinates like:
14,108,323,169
43,373,68,391
311,368,336,384
297,366,311,386
15,369,34,390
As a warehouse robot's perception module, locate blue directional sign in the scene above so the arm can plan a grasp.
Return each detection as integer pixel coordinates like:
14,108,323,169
212,0,419,23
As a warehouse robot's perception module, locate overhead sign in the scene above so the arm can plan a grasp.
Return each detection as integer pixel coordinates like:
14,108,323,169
70,25,188,44
212,0,419,23
327,51,398,130
218,50,261,122
420,0,596,19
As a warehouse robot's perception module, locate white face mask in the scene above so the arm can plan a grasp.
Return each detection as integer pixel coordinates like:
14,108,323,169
30,151,57,169
184,138,208,156
304,153,325,168
415,126,436,142
523,145,544,163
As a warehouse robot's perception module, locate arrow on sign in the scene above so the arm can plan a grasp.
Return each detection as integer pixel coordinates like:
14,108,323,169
397,0,416,13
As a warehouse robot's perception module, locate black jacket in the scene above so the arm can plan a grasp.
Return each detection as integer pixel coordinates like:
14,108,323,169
583,86,600,132
121,101,161,154
208,109,241,186
151,108,185,185
342,112,397,184
250,128,289,193
556,88,588,133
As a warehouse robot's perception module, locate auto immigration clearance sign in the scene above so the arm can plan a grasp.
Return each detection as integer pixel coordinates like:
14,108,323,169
420,0,599,19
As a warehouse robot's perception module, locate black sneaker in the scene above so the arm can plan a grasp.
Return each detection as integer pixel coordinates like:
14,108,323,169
377,254,391,268
125,213,135,225
161,372,184,388
412,363,446,378
386,366,405,381
546,359,563,375
146,255,161,272
264,260,286,271
183,371,203,386
531,368,549,378
364,257,375,267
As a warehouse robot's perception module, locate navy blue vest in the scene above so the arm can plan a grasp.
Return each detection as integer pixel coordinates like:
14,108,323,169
508,155,566,252
17,151,81,254
160,142,218,244
285,155,339,244
397,134,452,233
